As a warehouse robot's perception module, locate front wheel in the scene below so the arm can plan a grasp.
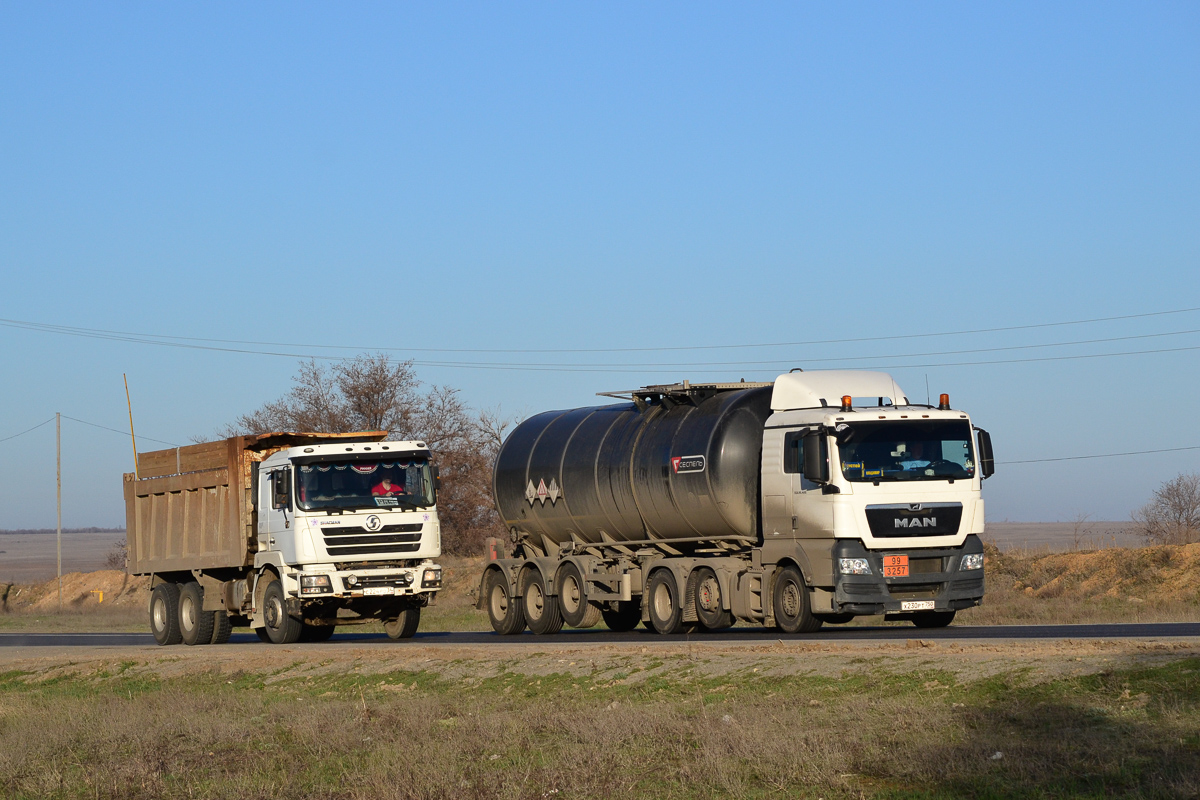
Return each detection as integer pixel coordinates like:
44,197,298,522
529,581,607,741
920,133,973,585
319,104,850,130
773,566,822,634
149,583,182,646
262,578,302,644
384,606,420,640
300,623,337,642
911,610,955,628
485,569,526,635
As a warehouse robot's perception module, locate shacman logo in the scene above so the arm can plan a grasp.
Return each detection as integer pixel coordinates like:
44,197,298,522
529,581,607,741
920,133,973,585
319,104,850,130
895,517,938,528
671,455,706,474
364,515,383,532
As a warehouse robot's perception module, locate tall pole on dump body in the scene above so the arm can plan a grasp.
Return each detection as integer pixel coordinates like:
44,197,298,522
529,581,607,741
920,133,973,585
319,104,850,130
125,374,139,480
56,412,62,610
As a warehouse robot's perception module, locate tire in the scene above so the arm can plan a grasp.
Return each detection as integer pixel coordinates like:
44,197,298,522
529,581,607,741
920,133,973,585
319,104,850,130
556,563,602,629
179,582,214,646
300,623,337,642
383,606,421,640
692,567,734,631
911,610,956,629
601,601,642,632
773,566,822,634
485,569,526,635
521,569,563,635
262,578,302,644
149,583,182,646
255,627,272,643
815,613,854,625
647,569,696,635
210,612,233,644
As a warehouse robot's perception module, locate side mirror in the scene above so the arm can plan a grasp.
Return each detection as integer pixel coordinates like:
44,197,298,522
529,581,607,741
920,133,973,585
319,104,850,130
272,469,292,509
976,428,995,478
432,465,442,496
802,431,829,484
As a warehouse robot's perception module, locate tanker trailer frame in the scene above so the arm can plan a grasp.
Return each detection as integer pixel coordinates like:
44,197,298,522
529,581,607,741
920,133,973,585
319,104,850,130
477,371,992,635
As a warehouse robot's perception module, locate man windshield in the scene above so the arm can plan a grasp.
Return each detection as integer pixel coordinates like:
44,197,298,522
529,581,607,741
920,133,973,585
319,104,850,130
296,458,435,510
837,420,975,482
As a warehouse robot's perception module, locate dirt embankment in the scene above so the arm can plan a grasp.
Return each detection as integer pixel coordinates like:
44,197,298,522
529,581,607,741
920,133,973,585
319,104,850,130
1,570,148,613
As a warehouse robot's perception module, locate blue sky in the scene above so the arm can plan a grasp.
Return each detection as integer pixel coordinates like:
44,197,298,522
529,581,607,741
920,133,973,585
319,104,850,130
1,3,1197,528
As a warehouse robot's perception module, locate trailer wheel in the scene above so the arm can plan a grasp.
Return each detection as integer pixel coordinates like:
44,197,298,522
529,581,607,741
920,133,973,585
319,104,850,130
262,579,303,644
911,610,955,629
210,611,233,644
773,566,822,634
179,582,214,646
647,570,696,635
600,601,641,632
384,606,421,640
485,569,526,635
149,583,183,646
692,567,734,631
521,569,563,635
556,563,602,629
300,623,337,642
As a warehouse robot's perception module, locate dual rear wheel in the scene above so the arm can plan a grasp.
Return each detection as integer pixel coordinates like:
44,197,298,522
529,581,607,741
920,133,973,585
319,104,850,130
149,581,235,646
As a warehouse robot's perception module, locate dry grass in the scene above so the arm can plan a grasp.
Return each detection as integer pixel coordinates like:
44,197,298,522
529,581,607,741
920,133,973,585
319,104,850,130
0,650,1197,799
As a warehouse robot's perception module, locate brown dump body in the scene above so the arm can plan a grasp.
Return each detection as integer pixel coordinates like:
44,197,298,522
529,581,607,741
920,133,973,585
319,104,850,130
123,431,387,575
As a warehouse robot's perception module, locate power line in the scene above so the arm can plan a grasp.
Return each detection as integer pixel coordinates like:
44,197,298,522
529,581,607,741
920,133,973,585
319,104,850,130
61,415,180,447
0,417,55,444
1,305,1197,356
1003,444,1200,465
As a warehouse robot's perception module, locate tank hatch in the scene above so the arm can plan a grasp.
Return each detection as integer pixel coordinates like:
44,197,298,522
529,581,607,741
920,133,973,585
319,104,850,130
599,380,773,412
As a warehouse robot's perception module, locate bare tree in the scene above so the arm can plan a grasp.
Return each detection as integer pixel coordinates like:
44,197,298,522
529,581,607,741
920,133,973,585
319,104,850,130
216,354,516,554
1132,472,1200,545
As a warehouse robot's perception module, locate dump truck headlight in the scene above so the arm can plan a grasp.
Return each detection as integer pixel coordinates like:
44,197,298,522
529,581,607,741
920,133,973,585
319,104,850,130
300,575,333,594
422,568,442,588
838,558,871,575
960,553,983,571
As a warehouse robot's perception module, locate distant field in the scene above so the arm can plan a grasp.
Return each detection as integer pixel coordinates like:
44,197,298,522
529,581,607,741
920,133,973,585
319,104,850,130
0,531,124,583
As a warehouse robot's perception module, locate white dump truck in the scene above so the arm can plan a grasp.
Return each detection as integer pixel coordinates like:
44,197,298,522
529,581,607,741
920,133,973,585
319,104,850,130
478,371,993,634
124,432,444,645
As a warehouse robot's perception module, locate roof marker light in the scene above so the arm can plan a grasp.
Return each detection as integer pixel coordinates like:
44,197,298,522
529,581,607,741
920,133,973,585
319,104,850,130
841,395,853,412
939,393,950,410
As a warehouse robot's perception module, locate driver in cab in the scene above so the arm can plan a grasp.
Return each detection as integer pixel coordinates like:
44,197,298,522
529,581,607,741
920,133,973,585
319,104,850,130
371,474,405,497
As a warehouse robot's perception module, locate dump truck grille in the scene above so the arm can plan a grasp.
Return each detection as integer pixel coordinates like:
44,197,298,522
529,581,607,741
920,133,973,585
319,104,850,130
321,523,424,557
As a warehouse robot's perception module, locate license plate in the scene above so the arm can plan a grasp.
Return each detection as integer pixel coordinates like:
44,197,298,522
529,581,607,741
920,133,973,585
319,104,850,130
363,586,395,596
902,600,936,611
882,554,909,577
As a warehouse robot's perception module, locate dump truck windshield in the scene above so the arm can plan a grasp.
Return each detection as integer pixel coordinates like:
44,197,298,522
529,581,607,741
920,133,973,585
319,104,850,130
837,420,974,482
296,458,435,511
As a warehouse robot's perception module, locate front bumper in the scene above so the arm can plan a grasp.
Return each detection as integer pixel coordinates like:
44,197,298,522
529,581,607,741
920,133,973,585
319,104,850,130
292,563,443,599
831,535,984,615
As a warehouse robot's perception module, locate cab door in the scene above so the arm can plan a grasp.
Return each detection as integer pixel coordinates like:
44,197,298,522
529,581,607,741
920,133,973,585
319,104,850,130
785,430,833,537
260,467,296,562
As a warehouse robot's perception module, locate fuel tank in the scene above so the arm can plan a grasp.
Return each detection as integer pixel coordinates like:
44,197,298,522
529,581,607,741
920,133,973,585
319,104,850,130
493,386,773,548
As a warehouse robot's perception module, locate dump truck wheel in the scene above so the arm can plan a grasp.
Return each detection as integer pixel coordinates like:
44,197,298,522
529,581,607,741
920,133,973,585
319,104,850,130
485,569,526,635
149,583,182,646
556,563,602,629
384,606,421,640
262,579,302,644
600,601,641,632
254,627,272,643
521,569,563,635
773,566,822,634
179,582,214,646
647,570,696,635
210,612,233,644
692,567,734,631
911,610,955,629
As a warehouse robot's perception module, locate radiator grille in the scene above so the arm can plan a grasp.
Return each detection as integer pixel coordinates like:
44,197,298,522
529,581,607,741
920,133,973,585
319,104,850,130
321,523,423,557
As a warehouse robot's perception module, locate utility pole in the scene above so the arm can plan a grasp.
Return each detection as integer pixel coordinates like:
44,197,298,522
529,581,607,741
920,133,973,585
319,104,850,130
56,412,62,610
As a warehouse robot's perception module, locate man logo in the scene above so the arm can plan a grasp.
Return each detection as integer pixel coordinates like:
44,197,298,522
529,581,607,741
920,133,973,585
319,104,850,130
909,503,923,511
895,517,937,529
364,515,382,532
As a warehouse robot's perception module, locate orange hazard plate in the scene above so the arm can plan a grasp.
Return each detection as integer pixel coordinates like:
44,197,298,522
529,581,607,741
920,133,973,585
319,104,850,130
882,554,909,577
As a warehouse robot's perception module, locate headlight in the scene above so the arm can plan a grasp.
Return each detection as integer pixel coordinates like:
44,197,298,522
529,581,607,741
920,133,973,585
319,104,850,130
960,553,984,571
422,568,442,588
300,575,333,594
838,558,871,575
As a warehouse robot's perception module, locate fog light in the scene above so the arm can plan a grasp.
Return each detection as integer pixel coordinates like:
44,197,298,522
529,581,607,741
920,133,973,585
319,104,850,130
346,574,358,587
960,553,983,571
838,558,871,575
300,575,332,594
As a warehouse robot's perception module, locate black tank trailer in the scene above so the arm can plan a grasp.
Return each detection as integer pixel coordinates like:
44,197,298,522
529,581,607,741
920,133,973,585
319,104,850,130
477,372,991,636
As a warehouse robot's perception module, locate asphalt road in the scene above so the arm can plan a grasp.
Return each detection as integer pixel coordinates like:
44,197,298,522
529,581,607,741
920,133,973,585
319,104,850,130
2,622,1199,649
